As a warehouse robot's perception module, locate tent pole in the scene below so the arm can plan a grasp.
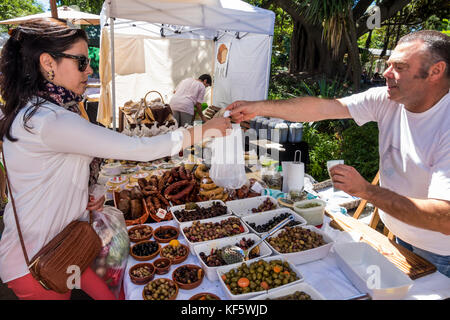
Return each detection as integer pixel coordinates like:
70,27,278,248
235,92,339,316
210,41,215,107
264,35,273,100
110,17,117,131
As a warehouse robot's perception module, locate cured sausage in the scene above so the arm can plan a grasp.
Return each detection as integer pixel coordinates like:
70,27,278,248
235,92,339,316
170,182,194,200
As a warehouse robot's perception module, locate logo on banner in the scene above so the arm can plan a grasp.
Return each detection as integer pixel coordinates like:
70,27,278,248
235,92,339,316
215,42,231,78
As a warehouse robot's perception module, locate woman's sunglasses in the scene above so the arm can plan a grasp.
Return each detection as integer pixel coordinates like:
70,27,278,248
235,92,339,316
49,52,91,72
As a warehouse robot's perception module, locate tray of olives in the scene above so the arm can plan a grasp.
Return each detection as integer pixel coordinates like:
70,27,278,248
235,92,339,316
266,225,334,265
216,255,304,300
226,196,278,217
170,200,232,224
250,282,325,300
193,234,273,281
180,216,249,251
241,208,307,236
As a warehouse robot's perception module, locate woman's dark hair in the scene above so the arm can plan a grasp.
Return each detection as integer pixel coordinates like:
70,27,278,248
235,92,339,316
0,18,88,142
198,74,212,86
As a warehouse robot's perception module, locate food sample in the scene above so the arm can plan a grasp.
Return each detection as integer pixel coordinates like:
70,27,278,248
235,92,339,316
173,265,203,285
154,227,178,240
128,225,153,241
173,201,228,222
143,279,177,300
295,202,322,209
183,217,245,243
221,259,299,295
268,226,327,253
117,187,145,220
130,265,154,279
191,293,220,300
154,259,170,269
251,198,277,213
267,291,312,300
248,212,300,233
131,241,159,257
198,176,228,201
199,237,260,267
160,243,189,261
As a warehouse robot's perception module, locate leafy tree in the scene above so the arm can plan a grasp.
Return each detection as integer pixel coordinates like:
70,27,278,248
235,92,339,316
0,0,43,32
248,0,412,91
56,0,104,14
362,0,450,55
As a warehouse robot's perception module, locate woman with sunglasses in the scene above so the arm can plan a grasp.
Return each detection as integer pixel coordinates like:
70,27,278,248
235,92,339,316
0,18,231,300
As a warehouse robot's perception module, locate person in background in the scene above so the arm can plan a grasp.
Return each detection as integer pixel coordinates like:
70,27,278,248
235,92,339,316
170,74,211,126
371,72,385,86
0,18,231,300
226,30,450,277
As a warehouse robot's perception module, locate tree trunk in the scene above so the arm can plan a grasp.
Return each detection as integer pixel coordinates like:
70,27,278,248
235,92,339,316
289,21,344,78
365,30,373,49
380,22,392,58
343,18,361,91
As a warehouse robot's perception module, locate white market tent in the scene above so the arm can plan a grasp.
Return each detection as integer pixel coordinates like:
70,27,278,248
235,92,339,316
98,0,275,129
0,6,100,25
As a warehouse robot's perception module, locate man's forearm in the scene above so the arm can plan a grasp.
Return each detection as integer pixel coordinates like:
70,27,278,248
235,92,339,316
257,97,351,122
363,184,450,235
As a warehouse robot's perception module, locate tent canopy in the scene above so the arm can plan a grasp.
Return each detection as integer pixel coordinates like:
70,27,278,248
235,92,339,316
0,6,100,25
105,0,274,36
98,0,275,128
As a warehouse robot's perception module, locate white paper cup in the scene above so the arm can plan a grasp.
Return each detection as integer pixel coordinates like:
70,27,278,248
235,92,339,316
327,160,344,191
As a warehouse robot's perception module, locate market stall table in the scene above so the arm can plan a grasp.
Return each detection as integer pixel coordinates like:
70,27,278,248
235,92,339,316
123,216,450,300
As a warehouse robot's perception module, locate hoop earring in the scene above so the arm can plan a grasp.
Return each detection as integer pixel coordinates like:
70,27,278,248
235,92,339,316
48,70,55,81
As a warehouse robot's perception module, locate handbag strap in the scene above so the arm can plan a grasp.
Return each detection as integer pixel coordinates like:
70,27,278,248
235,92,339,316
1,152,31,266
1,153,95,267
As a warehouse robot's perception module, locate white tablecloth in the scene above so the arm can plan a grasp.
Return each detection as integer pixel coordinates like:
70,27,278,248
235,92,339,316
124,216,450,300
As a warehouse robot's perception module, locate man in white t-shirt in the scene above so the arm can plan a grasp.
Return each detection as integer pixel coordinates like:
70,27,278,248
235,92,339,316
170,74,211,127
226,30,450,277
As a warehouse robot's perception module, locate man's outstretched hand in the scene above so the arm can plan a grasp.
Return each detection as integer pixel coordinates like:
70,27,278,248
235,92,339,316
225,100,259,123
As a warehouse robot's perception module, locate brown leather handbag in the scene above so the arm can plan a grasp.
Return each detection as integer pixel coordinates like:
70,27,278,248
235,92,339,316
2,153,102,294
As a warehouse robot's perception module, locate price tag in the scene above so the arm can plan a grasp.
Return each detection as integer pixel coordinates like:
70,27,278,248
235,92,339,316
156,208,167,219
250,181,264,194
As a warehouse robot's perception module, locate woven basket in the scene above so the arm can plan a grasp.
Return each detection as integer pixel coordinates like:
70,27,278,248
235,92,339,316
113,192,150,226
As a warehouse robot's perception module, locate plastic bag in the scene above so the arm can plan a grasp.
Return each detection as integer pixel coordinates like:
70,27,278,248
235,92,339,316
210,123,248,189
91,206,130,299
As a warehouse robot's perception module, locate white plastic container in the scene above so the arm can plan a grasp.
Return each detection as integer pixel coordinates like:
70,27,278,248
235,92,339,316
102,162,123,176
265,225,334,265
293,199,327,226
241,208,307,236
250,282,325,300
179,215,249,252
334,242,413,300
169,200,231,225
216,255,304,300
193,233,273,281
226,196,278,217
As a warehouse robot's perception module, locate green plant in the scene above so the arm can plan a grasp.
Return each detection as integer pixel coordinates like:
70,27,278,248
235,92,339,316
302,123,342,182
341,121,379,181
88,46,99,77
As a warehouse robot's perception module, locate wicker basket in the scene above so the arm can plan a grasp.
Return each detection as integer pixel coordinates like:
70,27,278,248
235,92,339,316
113,191,150,226
120,90,175,128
